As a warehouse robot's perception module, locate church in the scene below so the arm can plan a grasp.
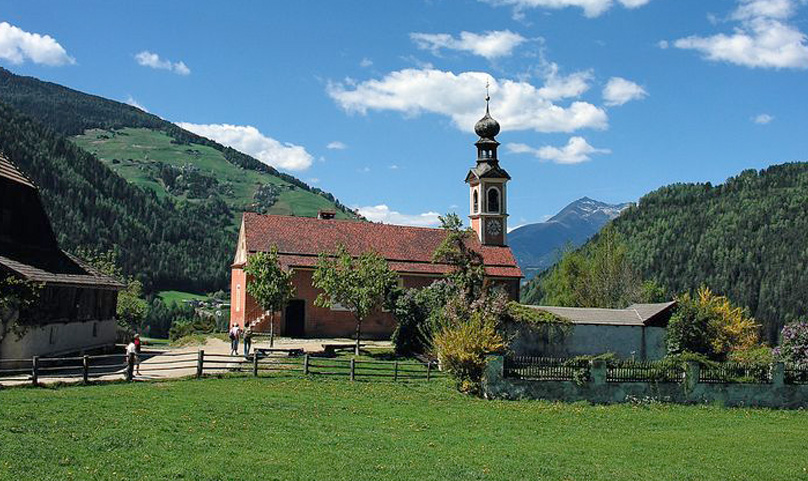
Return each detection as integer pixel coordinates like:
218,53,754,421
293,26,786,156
229,100,523,338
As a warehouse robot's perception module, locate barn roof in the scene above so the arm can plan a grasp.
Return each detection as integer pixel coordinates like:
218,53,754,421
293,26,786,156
239,212,522,279
0,153,35,188
527,302,676,327
0,248,124,290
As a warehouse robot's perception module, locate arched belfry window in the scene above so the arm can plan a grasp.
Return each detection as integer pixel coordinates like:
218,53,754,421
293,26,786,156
487,187,500,213
473,190,479,213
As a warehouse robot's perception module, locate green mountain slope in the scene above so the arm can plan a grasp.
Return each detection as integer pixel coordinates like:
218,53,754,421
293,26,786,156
0,67,359,292
72,127,345,226
523,163,808,342
0,67,355,221
0,102,232,292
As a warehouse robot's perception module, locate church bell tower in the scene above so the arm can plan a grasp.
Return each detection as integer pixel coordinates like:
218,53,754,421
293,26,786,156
465,92,510,246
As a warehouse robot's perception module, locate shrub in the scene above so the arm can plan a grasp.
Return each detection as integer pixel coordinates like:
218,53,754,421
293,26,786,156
774,320,808,364
728,345,774,366
391,280,453,356
431,291,507,394
168,316,216,341
667,287,760,360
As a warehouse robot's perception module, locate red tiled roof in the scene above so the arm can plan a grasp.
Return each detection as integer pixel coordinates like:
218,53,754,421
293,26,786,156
242,213,522,279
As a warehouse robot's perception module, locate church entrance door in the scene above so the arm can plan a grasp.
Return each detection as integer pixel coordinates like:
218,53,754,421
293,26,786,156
285,300,305,337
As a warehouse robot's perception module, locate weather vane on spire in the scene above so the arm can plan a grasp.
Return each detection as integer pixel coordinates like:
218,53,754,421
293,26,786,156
485,80,490,102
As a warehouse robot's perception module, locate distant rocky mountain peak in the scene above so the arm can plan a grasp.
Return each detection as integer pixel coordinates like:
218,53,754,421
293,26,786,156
510,197,631,280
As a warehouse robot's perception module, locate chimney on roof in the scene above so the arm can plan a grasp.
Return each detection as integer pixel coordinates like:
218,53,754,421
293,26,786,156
318,209,336,220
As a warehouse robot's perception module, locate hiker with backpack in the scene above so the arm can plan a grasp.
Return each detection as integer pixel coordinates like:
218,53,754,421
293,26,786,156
229,324,241,356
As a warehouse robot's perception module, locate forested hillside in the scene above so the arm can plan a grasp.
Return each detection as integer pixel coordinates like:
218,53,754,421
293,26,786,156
0,67,355,218
0,67,361,293
523,163,808,342
0,102,232,292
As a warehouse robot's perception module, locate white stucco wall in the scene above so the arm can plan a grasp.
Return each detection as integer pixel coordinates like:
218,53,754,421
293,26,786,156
0,319,117,359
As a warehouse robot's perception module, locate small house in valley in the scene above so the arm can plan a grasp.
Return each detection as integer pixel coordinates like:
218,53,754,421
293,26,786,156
230,99,523,338
0,154,123,359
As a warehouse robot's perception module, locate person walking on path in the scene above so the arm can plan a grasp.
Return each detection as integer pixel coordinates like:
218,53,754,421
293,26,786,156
243,323,253,357
229,324,241,356
126,339,141,376
133,334,142,354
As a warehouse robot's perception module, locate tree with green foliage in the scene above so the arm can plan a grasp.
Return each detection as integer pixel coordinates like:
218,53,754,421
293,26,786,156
313,244,398,355
244,247,295,347
533,226,643,309
667,287,760,360
432,213,485,303
0,276,41,345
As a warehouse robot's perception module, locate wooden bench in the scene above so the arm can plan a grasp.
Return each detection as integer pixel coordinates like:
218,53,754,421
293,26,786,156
321,343,364,357
254,348,304,358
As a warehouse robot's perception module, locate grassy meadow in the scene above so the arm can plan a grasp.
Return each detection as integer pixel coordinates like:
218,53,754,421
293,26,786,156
1,377,806,480
72,127,349,225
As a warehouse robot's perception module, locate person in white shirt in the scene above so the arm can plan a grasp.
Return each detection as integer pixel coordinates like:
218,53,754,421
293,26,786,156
126,340,140,376
229,324,241,356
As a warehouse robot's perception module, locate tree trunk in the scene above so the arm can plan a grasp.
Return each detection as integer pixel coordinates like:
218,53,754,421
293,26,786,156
269,310,275,348
355,317,362,356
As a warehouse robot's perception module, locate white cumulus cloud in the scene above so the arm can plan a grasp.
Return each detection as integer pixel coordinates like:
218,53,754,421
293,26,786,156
753,113,775,124
327,68,608,134
507,136,610,164
673,0,808,69
481,0,653,18
326,141,348,150
603,77,648,106
175,122,313,171
135,50,191,75
410,30,527,59
0,22,75,66
357,204,442,227
537,62,593,101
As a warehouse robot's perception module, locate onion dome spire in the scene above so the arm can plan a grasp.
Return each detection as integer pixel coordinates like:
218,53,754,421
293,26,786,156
474,83,501,140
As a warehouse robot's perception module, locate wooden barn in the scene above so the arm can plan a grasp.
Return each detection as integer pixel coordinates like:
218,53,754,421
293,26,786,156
0,154,123,359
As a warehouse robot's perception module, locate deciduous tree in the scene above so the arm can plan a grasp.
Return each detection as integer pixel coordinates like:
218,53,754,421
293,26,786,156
313,245,398,355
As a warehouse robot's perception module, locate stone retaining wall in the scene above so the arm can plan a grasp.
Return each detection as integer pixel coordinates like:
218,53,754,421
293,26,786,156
482,356,808,409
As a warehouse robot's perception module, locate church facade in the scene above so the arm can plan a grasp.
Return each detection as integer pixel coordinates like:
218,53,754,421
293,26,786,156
229,101,522,338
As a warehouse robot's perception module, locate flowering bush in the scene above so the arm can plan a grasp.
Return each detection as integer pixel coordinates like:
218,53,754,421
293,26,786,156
774,321,808,364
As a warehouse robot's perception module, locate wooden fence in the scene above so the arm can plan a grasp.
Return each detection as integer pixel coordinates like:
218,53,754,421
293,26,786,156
0,350,443,387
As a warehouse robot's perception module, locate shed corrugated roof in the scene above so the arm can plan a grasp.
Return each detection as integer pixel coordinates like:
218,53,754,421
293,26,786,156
528,302,676,326
241,213,522,279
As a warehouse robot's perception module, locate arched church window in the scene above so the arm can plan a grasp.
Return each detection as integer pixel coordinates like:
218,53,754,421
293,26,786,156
473,190,479,213
487,187,500,213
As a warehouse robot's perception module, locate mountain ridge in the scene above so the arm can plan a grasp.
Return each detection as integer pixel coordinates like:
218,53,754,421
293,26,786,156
509,197,631,279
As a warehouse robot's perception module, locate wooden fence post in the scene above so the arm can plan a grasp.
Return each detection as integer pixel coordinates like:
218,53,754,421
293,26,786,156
394,361,398,381
350,358,355,381
426,361,432,381
196,350,204,379
82,355,89,384
253,352,259,377
125,352,134,382
303,354,309,375
31,356,39,386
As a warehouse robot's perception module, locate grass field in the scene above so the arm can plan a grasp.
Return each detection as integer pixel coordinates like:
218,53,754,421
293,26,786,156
1,377,806,480
72,127,350,224
156,290,211,306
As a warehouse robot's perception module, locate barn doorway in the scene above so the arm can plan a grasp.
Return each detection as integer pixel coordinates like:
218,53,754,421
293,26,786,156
285,300,305,338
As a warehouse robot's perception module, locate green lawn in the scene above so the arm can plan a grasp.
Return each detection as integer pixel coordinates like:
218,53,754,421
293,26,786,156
1,377,806,480
156,290,211,306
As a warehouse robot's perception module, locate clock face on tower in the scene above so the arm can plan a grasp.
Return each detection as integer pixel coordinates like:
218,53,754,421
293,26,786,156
485,218,502,237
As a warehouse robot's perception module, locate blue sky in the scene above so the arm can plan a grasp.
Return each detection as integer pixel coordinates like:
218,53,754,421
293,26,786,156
2,0,808,229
